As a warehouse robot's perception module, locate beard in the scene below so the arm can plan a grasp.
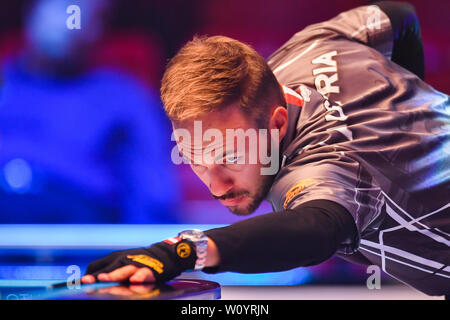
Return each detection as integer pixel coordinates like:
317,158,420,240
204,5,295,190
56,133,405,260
223,173,276,216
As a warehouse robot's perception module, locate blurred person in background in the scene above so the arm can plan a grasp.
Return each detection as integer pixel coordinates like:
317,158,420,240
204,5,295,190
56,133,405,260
0,0,180,223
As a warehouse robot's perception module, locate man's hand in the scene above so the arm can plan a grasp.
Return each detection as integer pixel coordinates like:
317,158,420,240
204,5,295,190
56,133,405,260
81,239,197,284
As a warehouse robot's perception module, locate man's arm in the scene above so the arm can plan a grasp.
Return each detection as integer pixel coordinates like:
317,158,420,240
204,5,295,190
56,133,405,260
81,199,357,283
285,1,424,80
375,1,425,80
203,200,358,273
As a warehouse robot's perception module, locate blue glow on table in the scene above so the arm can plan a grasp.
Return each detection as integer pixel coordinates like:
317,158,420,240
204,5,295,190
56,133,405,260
0,224,225,248
0,224,313,285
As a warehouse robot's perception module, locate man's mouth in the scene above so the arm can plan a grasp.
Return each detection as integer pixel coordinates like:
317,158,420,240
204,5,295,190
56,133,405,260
219,195,246,206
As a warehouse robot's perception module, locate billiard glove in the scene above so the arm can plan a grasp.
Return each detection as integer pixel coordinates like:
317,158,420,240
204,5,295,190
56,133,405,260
85,237,197,283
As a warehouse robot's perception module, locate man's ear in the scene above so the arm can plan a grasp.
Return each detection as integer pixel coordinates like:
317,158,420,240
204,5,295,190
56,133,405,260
269,106,288,143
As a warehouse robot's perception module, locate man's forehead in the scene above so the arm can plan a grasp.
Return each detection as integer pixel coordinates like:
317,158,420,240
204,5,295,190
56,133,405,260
172,124,245,156
172,104,254,131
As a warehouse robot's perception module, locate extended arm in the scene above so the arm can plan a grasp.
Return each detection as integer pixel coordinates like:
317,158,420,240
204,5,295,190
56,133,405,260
82,199,358,283
203,200,358,273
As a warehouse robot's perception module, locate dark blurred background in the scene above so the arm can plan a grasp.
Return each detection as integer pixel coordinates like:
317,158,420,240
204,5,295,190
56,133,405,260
0,0,448,287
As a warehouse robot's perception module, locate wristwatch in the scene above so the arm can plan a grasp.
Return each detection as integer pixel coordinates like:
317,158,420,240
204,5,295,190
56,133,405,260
178,229,208,270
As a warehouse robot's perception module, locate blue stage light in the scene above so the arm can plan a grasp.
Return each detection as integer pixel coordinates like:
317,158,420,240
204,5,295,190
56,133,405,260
3,158,33,193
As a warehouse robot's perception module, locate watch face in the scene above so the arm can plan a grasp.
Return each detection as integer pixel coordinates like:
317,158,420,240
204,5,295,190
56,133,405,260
180,229,204,241
180,230,208,249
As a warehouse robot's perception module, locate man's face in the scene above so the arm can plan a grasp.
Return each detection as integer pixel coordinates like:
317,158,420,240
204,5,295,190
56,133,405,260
172,104,286,216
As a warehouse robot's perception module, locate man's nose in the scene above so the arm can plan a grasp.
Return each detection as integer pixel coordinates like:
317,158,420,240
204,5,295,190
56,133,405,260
208,167,233,198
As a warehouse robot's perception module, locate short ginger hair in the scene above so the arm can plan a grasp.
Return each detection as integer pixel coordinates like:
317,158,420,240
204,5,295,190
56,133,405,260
160,35,285,125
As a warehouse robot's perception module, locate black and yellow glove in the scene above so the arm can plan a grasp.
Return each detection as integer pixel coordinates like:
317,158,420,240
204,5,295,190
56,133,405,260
85,237,197,283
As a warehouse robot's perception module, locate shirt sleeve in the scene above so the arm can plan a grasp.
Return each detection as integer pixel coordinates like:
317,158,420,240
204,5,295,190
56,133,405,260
279,4,394,60
203,200,357,274
269,158,385,254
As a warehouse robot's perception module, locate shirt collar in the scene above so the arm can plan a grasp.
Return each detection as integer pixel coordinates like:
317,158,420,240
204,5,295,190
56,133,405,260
279,85,303,165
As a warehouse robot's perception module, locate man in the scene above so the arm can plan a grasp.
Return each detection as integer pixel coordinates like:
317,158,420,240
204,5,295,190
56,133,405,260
82,2,450,296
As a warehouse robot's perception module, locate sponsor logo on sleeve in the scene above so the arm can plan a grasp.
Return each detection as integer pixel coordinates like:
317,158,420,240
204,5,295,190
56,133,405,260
283,178,317,209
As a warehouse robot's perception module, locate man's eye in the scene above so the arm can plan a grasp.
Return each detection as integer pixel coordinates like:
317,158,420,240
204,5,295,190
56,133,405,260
225,155,240,164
